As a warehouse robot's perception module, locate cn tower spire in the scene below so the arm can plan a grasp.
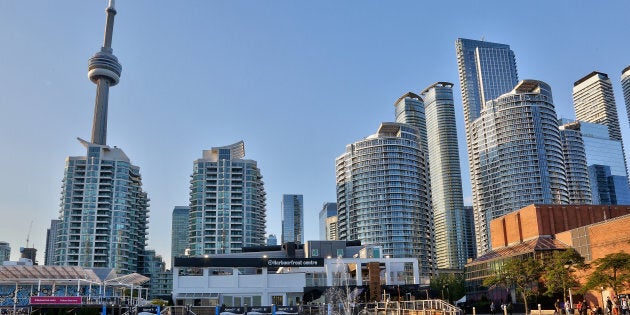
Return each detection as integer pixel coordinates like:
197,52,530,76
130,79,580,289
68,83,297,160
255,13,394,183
88,0,122,145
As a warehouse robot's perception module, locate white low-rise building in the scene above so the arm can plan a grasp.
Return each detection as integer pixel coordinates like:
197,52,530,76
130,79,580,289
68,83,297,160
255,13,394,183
172,241,426,307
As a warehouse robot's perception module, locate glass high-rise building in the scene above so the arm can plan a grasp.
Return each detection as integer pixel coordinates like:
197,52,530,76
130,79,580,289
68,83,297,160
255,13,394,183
54,2,149,274
55,143,149,273
455,38,519,127
319,202,338,240
418,82,471,269
559,121,593,204
573,72,624,141
188,141,266,255
559,120,630,205
171,206,190,267
281,194,304,244
44,220,60,266
266,234,277,246
469,80,569,254
336,122,434,276
622,66,630,129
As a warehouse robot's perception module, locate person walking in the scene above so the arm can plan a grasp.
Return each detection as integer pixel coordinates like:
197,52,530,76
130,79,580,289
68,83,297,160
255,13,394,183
555,299,562,315
580,300,588,315
608,298,614,315
566,299,573,315
491,301,496,315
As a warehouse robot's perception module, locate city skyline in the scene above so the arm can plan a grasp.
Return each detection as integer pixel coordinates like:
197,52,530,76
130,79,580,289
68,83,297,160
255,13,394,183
1,1,630,266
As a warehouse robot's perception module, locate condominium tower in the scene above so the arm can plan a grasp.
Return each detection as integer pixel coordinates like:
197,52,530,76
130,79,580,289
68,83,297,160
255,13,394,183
420,82,471,269
188,141,267,255
573,72,624,141
468,80,569,254
0,242,10,263
54,1,149,274
622,66,630,128
281,194,304,244
558,122,593,204
171,206,190,266
336,122,434,276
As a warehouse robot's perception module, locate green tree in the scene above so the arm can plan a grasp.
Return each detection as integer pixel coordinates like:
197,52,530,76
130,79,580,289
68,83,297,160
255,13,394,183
582,252,630,294
483,255,543,314
430,272,465,304
543,248,587,301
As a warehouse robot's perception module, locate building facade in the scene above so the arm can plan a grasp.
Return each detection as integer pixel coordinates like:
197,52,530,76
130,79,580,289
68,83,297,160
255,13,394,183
0,242,10,263
559,121,593,204
573,72,624,142
266,234,277,246
468,80,569,255
419,82,471,270
455,38,518,127
622,66,630,125
188,141,267,255
171,206,190,268
281,194,304,244
44,220,60,266
318,202,337,240
335,122,434,276
53,1,149,275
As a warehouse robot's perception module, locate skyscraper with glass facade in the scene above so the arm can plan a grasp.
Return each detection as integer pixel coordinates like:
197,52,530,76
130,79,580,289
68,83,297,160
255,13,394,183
417,82,471,269
469,80,569,254
44,220,60,266
171,206,190,267
573,72,624,141
559,121,593,204
281,194,304,244
54,2,149,274
336,122,434,276
560,120,630,205
318,202,337,240
455,38,519,127
188,141,266,255
622,66,630,127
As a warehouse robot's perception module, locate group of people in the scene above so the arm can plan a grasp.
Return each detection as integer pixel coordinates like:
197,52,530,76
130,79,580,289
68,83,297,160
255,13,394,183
552,296,630,315
490,301,513,315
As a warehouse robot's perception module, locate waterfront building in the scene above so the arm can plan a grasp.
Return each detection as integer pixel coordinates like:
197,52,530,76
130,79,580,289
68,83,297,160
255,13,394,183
559,121,593,204
171,206,190,267
468,80,569,255
171,240,422,307
418,82,470,270
318,202,337,240
335,122,434,275
44,220,60,266
188,141,267,255
0,242,10,263
281,194,304,244
465,204,630,304
622,66,630,124
462,206,477,262
54,1,149,274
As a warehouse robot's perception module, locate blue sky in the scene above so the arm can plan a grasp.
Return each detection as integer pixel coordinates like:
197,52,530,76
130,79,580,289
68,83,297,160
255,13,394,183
1,1,629,267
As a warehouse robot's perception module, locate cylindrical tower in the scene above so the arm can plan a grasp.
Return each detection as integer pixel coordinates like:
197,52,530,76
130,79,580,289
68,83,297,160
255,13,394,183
88,0,122,145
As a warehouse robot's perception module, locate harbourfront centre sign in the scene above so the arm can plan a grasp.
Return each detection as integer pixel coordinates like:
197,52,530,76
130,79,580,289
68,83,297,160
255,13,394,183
174,257,325,268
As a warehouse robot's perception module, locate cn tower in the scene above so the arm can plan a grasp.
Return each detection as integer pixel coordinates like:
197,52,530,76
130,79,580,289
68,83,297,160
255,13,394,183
88,0,122,145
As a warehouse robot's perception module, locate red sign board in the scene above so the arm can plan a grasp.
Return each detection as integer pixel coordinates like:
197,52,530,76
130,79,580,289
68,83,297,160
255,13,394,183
30,296,83,305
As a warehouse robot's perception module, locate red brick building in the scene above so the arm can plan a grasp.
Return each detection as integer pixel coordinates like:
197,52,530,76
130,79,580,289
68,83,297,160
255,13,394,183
465,204,630,305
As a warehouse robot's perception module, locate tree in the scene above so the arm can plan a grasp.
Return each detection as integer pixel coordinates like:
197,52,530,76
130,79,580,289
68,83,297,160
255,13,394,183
430,272,465,304
543,248,587,301
582,252,630,294
483,255,543,315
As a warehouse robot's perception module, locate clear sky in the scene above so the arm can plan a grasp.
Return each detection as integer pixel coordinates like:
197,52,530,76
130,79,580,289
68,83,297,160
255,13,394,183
1,1,629,268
